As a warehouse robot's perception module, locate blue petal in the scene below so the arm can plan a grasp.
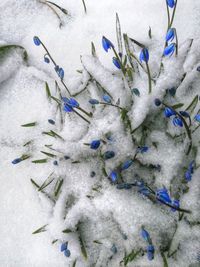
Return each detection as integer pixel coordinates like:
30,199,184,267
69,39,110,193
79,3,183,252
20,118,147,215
163,43,176,57
102,36,114,52
89,99,99,105
121,160,134,170
167,0,175,8
58,68,64,79
173,117,183,127
64,249,71,257
179,111,190,118
33,36,41,46
195,114,200,122
109,171,118,182
166,28,175,42
102,94,112,103
171,200,180,212
185,170,192,182
64,104,73,112
61,242,68,252
141,228,150,242
90,140,101,150
139,48,149,63
164,107,176,117
12,158,22,164
68,98,79,108
103,151,115,160
112,57,121,69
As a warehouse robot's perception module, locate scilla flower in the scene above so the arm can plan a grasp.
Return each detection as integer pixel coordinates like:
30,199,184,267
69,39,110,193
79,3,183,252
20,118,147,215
102,94,112,103
163,43,176,57
33,36,41,46
167,0,175,8
12,158,22,164
112,57,121,69
154,98,162,106
103,151,115,160
185,161,195,182
147,245,155,261
141,227,150,242
109,171,118,183
139,48,149,63
89,99,99,105
195,114,200,122
173,116,183,127
164,107,176,117
156,188,171,204
166,28,175,42
102,36,114,52
121,160,134,170
90,140,101,150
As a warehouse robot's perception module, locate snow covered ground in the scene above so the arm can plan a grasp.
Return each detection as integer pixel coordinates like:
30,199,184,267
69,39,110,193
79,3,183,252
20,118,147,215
0,0,200,266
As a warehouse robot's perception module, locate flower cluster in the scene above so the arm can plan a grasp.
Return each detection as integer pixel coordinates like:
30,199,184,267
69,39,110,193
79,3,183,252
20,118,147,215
60,242,71,257
141,227,155,261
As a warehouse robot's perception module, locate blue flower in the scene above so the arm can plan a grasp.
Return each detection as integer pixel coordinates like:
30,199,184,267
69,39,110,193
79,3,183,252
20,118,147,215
63,104,73,112
195,114,200,122
164,107,176,117
67,98,79,108
109,171,118,182
44,56,50,63
64,249,71,257
156,188,172,204
179,111,190,118
48,119,55,125
103,151,115,160
139,48,149,63
167,0,175,8
171,200,180,212
61,242,68,252
111,244,118,254
121,160,134,170
164,43,176,57
102,94,112,103
189,160,195,174
53,160,58,166
131,88,140,97
147,245,155,261
90,140,101,150
154,98,162,106
33,36,41,46
137,146,149,153
102,36,114,52
89,99,99,105
185,161,195,182
112,57,121,69
173,117,183,127
58,68,64,79
166,28,175,42
141,227,150,242
12,158,22,164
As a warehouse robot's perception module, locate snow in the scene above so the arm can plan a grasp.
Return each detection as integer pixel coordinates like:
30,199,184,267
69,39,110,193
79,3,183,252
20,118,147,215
0,0,200,266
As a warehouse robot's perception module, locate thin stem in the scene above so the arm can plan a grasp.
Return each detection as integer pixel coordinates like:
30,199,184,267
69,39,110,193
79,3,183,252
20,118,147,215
174,28,178,56
81,0,87,14
169,0,178,28
145,61,152,94
166,1,170,30
69,106,90,124
99,102,123,110
76,106,92,117
112,47,126,76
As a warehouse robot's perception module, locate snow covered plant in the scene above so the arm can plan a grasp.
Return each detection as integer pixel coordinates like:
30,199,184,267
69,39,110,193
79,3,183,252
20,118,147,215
11,0,200,266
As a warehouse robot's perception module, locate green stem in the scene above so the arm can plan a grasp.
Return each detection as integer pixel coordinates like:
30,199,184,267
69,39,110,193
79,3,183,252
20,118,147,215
99,102,123,110
81,0,87,14
145,61,152,94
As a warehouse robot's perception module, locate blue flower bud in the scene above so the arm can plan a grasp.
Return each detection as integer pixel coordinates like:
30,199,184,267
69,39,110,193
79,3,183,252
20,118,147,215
185,170,192,182
64,249,71,257
102,94,112,103
44,56,50,63
164,43,176,57
64,155,70,160
89,99,99,105
156,188,171,204
164,107,176,117
139,48,149,63
121,160,134,170
131,88,140,97
167,0,175,8
103,151,115,160
171,199,180,212
61,242,68,252
102,36,114,52
195,114,200,122
173,116,183,127
154,98,162,106
67,98,79,108
179,111,190,118
64,104,73,112
111,244,117,254
112,57,121,69
90,140,101,150
53,160,58,166
55,65,59,72
12,158,22,164
109,171,118,182
33,36,41,46
90,171,96,177
197,66,200,72
147,245,154,261
141,227,150,242
189,160,195,174
58,68,64,79
166,28,175,42
48,119,55,125
137,146,149,153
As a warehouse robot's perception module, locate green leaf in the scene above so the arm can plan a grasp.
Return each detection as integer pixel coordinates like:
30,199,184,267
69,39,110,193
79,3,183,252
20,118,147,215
21,122,37,127
171,103,184,109
0,44,28,61
91,42,96,57
122,249,141,266
40,151,56,158
45,82,51,99
23,140,33,147
81,0,87,14
72,260,77,267
52,239,58,244
116,13,123,54
62,228,73,233
186,95,199,114
93,240,102,244
148,26,152,39
32,224,48,234
77,223,87,260
32,158,48,164
38,172,54,192
54,178,63,197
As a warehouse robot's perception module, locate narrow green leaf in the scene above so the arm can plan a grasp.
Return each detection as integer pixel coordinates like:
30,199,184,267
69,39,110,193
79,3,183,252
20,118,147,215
21,122,37,127
52,239,58,244
32,158,48,164
45,82,51,99
30,178,40,189
77,223,87,260
72,260,77,267
81,0,87,14
32,224,48,234
51,96,61,104
23,140,33,147
116,13,123,54
186,95,198,114
148,26,152,39
161,252,168,267
38,172,54,192
91,42,96,57
62,228,73,233
54,178,63,197
93,240,102,244
171,103,184,109
40,151,56,158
